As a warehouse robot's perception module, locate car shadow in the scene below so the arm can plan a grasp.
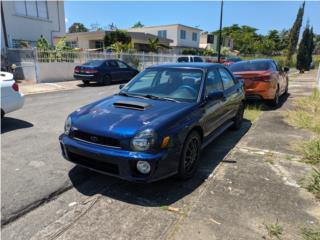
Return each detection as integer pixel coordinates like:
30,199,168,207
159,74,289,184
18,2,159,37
246,92,290,111
68,120,252,207
1,117,33,134
76,81,126,88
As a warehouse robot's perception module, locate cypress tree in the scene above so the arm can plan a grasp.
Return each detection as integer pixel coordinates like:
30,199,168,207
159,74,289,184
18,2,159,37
286,2,305,66
307,27,315,68
296,25,310,72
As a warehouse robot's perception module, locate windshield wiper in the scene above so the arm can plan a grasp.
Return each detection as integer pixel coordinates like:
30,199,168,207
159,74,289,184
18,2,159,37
143,94,180,103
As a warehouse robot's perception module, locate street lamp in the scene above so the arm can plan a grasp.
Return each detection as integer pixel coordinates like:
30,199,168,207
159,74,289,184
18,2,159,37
217,0,224,63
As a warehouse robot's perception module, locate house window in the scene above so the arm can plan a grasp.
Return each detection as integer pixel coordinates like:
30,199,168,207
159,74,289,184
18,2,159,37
180,30,186,40
15,1,48,19
12,39,37,48
66,41,78,48
158,30,167,39
192,32,197,41
95,41,104,49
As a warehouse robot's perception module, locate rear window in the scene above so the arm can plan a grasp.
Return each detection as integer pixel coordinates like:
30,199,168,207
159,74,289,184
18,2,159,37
229,61,272,72
83,60,104,66
177,57,189,62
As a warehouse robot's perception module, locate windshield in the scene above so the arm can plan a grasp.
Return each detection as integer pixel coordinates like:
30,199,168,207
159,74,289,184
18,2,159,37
229,61,272,72
120,68,203,102
83,60,104,66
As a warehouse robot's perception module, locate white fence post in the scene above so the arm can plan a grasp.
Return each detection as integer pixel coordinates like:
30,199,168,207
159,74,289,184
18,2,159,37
33,48,40,83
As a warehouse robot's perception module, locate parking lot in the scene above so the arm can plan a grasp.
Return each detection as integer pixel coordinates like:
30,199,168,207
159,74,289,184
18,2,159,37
2,70,319,240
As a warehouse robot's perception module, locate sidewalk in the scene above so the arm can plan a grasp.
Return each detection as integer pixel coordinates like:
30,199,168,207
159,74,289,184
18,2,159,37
18,80,83,95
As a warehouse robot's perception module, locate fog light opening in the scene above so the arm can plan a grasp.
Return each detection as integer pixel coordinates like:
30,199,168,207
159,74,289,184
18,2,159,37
136,161,151,174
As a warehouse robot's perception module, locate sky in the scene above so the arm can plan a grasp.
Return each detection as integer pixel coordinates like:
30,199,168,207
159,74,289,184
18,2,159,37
64,1,320,35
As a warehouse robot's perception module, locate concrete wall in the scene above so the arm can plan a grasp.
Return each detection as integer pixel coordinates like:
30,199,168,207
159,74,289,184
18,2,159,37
2,1,65,48
37,62,77,83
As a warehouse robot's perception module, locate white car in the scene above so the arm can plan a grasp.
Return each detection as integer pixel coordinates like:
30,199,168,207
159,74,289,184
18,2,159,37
177,56,203,63
1,71,24,118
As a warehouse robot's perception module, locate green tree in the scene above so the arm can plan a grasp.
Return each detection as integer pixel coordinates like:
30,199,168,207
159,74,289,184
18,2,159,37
286,2,305,65
36,35,50,49
90,23,103,32
296,23,314,72
132,21,144,28
148,38,160,52
68,22,88,33
104,30,131,48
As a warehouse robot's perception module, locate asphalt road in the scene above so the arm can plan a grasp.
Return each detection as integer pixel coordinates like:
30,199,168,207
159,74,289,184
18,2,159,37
1,83,121,224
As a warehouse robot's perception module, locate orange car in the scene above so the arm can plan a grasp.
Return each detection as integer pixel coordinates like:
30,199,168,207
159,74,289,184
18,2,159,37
229,59,289,106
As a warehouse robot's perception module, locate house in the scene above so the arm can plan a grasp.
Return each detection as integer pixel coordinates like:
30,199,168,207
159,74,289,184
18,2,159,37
1,0,65,49
129,24,202,54
199,32,234,51
62,31,173,52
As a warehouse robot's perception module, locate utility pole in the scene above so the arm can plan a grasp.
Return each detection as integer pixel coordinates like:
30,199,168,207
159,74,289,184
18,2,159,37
217,0,224,63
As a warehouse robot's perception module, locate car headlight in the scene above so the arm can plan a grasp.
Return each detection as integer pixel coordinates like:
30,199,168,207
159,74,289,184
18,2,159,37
64,116,72,135
131,129,156,151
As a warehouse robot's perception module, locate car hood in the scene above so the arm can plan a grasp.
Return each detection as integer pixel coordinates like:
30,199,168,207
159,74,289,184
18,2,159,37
71,95,195,139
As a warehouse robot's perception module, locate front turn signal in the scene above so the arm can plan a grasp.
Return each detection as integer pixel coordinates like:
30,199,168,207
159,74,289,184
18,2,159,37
161,136,170,148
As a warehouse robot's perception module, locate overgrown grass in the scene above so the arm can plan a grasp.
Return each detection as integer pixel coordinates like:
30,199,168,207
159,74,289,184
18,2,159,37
265,221,283,240
244,105,262,122
305,168,320,199
286,89,320,166
301,227,320,240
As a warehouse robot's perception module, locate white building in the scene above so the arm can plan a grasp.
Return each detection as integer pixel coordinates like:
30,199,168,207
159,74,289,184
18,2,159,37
199,32,234,51
129,24,202,54
1,0,65,49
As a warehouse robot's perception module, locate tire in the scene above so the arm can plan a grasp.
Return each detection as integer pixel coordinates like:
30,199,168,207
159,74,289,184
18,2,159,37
284,79,289,94
102,75,112,85
177,131,202,180
231,102,245,130
82,80,89,85
1,109,4,119
268,86,280,107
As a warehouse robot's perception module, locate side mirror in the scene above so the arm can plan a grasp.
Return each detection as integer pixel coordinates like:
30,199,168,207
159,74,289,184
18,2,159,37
119,84,125,89
207,91,224,101
283,67,290,72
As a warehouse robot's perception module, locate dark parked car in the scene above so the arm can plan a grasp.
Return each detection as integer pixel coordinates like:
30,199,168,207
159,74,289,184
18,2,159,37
60,63,245,182
74,59,139,85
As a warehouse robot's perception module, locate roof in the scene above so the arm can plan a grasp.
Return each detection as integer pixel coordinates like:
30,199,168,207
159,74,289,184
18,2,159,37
147,62,221,69
65,31,172,44
130,24,202,31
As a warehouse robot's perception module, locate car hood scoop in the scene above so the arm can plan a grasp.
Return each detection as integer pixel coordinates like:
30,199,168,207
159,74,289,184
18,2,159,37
113,100,151,110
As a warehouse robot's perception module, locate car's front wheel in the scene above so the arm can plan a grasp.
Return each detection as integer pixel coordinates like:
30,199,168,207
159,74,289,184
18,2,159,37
102,75,112,85
177,131,201,180
231,102,245,130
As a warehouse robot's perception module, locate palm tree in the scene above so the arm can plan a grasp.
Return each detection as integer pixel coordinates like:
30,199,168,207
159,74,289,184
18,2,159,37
147,38,170,53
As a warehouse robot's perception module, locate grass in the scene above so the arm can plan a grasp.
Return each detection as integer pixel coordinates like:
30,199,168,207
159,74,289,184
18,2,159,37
265,221,283,240
301,228,320,240
305,168,320,199
244,104,262,122
286,89,320,166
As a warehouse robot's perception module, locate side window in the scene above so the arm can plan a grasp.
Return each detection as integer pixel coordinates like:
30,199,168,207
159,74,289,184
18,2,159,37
117,61,129,69
205,69,224,95
159,71,170,84
108,60,118,68
218,68,235,89
126,71,157,92
194,57,203,62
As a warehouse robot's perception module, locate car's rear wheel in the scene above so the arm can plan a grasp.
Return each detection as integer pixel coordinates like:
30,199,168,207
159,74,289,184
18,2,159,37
268,86,280,107
177,131,201,180
1,109,5,119
102,75,112,85
231,102,245,130
82,80,89,85
284,79,289,94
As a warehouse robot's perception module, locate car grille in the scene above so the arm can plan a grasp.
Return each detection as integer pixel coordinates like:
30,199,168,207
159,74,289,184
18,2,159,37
71,130,121,148
67,151,119,175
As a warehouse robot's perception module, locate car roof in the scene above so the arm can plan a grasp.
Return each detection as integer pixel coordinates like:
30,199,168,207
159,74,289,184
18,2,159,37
237,59,274,63
147,62,222,69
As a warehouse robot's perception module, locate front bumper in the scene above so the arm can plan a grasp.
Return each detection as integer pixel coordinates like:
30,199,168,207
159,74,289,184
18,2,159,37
59,134,179,183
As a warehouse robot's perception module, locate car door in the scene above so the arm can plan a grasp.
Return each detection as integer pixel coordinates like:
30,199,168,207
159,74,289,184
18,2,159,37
218,67,241,120
107,60,121,81
116,60,136,81
202,68,227,136
273,61,286,94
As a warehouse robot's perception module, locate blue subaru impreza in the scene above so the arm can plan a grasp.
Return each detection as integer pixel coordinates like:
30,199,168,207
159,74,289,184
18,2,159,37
59,63,245,182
